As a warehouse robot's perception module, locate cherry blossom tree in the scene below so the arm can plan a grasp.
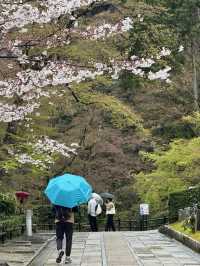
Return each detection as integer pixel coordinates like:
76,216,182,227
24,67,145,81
0,0,183,170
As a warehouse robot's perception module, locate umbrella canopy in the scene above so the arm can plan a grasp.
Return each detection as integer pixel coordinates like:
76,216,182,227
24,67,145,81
15,191,30,199
100,192,114,199
44,173,92,208
91,193,103,205
15,191,30,203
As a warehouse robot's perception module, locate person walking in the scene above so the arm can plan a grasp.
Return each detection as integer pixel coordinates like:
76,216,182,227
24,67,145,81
105,198,116,231
88,196,98,231
53,205,78,264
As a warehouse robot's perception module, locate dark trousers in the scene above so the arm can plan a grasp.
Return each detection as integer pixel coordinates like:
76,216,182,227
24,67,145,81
88,215,98,232
56,222,73,256
105,214,115,231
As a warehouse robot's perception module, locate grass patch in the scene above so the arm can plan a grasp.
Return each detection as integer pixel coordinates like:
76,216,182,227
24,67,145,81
72,82,144,131
9,22,58,40
170,222,200,242
29,39,121,63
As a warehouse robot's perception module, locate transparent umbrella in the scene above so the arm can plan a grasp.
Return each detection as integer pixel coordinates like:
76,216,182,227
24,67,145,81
91,193,103,205
100,192,114,199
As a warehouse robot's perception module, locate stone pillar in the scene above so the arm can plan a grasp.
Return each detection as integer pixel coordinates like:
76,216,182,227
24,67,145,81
26,209,33,237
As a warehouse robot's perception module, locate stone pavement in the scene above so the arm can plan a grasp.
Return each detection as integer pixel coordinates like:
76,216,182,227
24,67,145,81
40,230,200,266
0,233,54,266
125,231,200,265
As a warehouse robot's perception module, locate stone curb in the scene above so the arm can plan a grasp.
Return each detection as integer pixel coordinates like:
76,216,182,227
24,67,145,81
25,235,55,266
101,233,107,266
159,225,200,253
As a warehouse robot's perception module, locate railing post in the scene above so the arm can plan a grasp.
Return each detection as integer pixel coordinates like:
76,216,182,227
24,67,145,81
0,233,5,244
78,221,81,232
78,207,81,232
163,216,168,225
3,226,6,242
140,218,143,231
21,224,25,234
118,218,121,231
9,230,12,239
129,221,132,231
2,233,5,244
49,224,54,230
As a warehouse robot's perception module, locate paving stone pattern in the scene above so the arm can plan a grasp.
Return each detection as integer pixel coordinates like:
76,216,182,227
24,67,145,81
125,231,200,265
43,230,200,266
0,233,53,266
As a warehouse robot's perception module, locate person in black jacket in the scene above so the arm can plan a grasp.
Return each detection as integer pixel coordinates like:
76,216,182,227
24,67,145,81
53,205,78,264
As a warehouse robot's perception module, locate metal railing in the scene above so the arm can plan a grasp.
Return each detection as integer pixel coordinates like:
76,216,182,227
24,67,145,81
0,224,25,244
35,216,169,232
0,216,169,244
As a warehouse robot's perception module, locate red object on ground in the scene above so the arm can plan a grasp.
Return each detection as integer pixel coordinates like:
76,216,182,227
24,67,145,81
15,191,30,203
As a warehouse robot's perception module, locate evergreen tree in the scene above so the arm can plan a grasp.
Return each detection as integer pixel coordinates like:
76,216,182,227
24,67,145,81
166,0,200,110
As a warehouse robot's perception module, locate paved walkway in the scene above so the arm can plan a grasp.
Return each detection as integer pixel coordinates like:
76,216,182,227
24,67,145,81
40,230,200,266
0,233,53,266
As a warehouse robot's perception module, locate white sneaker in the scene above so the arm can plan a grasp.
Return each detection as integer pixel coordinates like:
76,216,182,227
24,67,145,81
65,257,72,264
56,250,64,263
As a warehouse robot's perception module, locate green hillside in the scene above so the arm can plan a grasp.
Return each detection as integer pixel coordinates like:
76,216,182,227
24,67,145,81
0,0,199,218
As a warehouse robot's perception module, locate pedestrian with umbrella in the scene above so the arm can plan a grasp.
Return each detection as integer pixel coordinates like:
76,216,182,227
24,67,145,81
100,193,116,231
45,173,92,264
87,193,103,232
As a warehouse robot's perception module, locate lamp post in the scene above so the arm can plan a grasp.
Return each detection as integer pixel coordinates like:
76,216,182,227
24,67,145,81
15,191,32,237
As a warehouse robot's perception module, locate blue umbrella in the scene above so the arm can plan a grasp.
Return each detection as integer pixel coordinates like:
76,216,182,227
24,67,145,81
44,173,92,208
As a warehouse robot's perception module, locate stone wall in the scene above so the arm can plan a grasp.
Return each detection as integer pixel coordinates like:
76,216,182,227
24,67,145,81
159,225,200,253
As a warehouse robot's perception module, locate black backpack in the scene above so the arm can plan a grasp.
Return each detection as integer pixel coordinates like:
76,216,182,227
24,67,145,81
54,205,71,222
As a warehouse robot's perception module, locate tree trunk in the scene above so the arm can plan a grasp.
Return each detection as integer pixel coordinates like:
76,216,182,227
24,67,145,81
191,5,200,111
192,52,199,111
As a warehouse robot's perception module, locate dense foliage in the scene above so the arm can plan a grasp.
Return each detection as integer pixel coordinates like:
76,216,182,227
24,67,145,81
0,0,199,219
135,138,200,215
169,187,200,220
0,193,16,218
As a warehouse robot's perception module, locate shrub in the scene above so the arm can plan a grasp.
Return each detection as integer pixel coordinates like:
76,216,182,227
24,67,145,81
169,186,200,221
0,216,24,239
33,205,54,224
0,193,16,218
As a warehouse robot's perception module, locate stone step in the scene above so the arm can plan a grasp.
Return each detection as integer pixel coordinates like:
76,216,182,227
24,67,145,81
4,241,32,247
0,261,9,266
0,247,35,254
13,241,31,244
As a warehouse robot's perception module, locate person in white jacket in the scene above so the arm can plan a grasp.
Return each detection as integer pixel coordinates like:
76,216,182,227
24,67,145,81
88,197,98,231
105,198,116,231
